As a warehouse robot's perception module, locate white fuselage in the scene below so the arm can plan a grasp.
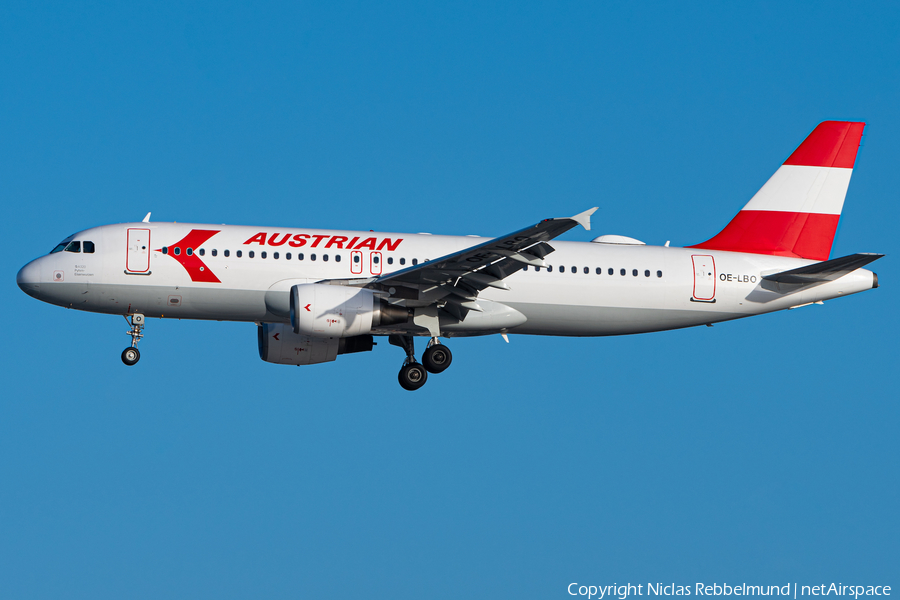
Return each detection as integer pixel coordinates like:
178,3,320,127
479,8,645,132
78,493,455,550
16,222,877,337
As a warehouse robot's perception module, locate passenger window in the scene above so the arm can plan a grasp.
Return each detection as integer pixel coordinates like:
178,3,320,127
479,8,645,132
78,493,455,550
224,250,230,257
286,252,291,260
298,253,304,260
412,258,418,265
559,266,564,273
65,241,81,253
596,267,601,274
323,254,329,261
608,268,614,275
273,252,279,259
236,250,242,258
335,254,341,262
354,254,360,263
173,247,181,256
373,255,379,264
387,257,393,264
583,267,588,274
645,269,650,277
311,254,316,261
212,249,217,257
620,268,625,276
657,270,663,278
198,248,204,256
400,258,406,265
186,248,193,256
571,266,577,274
261,251,267,259
522,266,528,272
632,269,638,277
249,251,255,258
83,241,95,253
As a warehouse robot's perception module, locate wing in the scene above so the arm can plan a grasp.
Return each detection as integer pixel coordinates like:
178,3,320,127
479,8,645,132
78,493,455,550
364,207,595,308
314,207,596,334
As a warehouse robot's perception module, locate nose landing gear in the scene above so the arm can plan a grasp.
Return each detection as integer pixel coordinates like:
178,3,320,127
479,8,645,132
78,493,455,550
121,313,145,366
390,335,453,390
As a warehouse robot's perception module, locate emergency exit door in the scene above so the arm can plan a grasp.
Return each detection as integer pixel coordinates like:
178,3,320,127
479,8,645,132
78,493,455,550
370,251,382,275
691,255,716,302
126,228,151,273
350,250,363,274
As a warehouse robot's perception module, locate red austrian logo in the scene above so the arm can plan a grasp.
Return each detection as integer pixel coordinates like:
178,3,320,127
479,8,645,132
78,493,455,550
243,232,403,251
158,230,221,283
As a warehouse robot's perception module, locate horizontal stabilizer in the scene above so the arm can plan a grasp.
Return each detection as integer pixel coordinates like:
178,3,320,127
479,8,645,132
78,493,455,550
762,253,884,284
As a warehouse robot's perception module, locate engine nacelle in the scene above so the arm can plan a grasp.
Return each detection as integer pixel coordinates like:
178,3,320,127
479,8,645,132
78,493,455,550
258,323,375,366
290,283,409,337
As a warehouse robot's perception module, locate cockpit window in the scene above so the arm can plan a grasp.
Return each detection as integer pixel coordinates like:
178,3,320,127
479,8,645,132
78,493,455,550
50,235,76,254
64,241,81,253
83,241,95,253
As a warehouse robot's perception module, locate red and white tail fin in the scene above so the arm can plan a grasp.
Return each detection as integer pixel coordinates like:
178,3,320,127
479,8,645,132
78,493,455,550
690,121,865,261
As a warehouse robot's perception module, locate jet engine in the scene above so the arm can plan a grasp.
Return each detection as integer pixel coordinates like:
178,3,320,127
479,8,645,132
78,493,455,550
289,283,409,337
258,323,375,366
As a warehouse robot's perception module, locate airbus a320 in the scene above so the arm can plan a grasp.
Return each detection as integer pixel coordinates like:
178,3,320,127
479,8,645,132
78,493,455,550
17,121,881,390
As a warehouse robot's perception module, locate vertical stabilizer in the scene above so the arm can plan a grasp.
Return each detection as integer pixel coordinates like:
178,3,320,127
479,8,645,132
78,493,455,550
690,121,865,260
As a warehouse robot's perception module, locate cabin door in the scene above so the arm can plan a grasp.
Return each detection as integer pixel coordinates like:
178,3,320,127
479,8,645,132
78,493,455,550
691,255,716,302
126,228,151,273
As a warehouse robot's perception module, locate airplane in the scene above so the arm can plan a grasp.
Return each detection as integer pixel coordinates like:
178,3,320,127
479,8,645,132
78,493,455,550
16,121,882,390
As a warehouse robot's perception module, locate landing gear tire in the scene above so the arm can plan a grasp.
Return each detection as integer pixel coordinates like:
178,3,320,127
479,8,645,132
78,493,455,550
423,344,452,373
121,347,141,366
398,363,428,391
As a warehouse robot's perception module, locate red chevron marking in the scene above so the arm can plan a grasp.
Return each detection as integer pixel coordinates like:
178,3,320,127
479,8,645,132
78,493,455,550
158,229,221,283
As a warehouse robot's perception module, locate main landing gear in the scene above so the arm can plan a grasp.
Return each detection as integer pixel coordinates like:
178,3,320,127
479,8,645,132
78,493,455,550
121,313,145,366
390,335,453,391
423,340,452,373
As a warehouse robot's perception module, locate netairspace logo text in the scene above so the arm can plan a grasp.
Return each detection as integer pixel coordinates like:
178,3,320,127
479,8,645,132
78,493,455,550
567,584,892,600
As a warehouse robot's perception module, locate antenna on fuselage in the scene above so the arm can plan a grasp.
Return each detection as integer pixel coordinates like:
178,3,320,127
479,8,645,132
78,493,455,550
142,212,151,223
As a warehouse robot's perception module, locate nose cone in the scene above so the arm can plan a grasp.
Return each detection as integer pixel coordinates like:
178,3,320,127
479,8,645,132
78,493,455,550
17,259,42,298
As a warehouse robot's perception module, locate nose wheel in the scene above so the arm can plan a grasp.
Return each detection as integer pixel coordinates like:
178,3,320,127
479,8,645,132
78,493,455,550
121,347,141,366
121,313,145,366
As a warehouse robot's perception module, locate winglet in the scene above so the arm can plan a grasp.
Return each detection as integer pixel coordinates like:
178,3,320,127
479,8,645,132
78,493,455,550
571,207,598,231
142,212,151,223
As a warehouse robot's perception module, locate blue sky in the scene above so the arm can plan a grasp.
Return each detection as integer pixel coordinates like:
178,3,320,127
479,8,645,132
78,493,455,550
1,2,897,598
